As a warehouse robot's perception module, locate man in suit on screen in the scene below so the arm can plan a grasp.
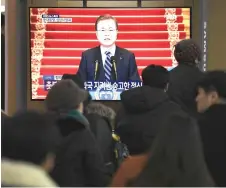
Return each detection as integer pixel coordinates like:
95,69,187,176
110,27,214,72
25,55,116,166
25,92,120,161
77,14,140,82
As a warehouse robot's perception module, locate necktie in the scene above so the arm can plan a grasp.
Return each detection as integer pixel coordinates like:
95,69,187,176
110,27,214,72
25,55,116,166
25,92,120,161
104,51,112,82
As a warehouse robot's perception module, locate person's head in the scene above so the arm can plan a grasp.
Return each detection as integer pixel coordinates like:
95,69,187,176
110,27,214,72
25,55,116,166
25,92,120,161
62,74,92,109
196,70,226,113
141,65,169,91
174,39,201,66
133,114,214,187
2,111,61,172
1,13,5,35
95,14,118,48
62,74,85,88
45,79,88,114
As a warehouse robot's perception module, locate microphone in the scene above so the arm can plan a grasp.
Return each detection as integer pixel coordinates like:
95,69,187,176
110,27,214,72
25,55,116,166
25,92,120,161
111,56,117,81
94,60,99,81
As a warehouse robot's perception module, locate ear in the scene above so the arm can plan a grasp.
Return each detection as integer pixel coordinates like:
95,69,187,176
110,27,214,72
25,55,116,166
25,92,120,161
210,91,219,100
78,102,84,113
41,153,55,172
208,91,219,104
115,29,118,36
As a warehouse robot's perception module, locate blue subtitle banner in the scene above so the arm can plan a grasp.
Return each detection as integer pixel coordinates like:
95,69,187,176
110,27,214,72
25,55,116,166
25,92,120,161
43,75,62,81
43,75,143,100
84,81,143,100
84,81,142,91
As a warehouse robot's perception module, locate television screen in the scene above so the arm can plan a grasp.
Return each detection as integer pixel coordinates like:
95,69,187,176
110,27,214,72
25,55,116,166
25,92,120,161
30,7,191,100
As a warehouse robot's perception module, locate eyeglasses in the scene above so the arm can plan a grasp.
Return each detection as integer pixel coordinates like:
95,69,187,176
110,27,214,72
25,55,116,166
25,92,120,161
97,29,117,32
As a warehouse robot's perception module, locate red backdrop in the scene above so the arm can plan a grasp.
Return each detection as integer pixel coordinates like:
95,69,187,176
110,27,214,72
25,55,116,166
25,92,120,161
30,8,191,99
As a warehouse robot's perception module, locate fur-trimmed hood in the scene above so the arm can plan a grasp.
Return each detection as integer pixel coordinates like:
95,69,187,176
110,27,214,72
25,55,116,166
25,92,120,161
85,102,116,122
1,159,57,187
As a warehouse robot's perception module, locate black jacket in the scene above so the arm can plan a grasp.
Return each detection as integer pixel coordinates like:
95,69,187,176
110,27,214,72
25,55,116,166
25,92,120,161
116,86,185,155
198,104,226,187
168,64,203,117
50,111,110,187
85,113,113,164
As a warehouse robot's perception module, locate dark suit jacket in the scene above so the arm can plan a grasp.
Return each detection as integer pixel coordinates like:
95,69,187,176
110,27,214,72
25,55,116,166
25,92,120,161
77,46,140,82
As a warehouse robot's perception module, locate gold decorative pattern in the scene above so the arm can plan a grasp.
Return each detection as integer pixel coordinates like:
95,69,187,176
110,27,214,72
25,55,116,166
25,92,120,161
164,8,179,67
31,8,48,99
182,8,191,38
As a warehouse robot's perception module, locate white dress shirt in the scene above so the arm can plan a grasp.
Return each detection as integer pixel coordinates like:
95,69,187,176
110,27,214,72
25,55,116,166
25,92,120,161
100,44,116,66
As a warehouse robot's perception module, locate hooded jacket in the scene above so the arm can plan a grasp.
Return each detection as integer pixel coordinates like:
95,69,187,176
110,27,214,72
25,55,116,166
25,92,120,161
116,86,185,155
50,110,110,187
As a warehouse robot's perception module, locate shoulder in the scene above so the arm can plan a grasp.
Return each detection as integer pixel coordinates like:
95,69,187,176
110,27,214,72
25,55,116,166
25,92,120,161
117,46,134,56
171,65,202,75
159,100,187,117
69,128,94,142
83,46,100,56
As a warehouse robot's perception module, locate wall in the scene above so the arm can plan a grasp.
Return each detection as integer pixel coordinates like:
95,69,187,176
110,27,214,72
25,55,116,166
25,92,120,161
207,0,226,70
5,0,226,114
1,0,5,12
5,0,17,114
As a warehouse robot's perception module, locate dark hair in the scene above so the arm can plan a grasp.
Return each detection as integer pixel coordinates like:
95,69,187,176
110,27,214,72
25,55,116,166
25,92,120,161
1,13,5,27
132,114,214,187
95,14,118,31
197,70,226,98
174,39,202,65
141,65,169,89
2,110,61,165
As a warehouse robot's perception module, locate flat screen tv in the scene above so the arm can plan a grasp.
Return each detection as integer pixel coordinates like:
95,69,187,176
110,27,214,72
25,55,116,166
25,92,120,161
29,7,191,100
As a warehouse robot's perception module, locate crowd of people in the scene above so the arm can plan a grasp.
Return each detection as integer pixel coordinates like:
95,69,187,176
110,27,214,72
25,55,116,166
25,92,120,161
1,39,226,187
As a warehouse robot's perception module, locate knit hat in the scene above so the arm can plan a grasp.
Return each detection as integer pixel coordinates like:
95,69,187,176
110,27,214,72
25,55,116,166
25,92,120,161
45,79,88,112
62,74,85,89
174,39,202,65
61,74,92,108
